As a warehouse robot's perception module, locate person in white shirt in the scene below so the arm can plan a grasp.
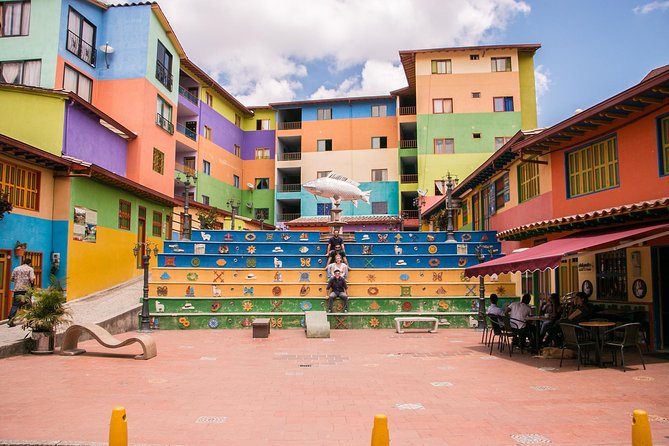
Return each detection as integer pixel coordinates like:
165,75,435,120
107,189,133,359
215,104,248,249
326,254,348,279
505,293,533,348
486,294,505,317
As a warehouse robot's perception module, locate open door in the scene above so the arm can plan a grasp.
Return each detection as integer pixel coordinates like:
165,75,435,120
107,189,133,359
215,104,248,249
0,250,11,320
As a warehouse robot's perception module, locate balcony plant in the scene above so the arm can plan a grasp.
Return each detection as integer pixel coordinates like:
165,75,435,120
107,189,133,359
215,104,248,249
0,188,11,220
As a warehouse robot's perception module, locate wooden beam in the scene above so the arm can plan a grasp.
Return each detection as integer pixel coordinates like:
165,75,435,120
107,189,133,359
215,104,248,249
633,96,663,104
651,87,669,95
520,157,548,165
521,148,546,155
584,118,610,126
615,104,643,112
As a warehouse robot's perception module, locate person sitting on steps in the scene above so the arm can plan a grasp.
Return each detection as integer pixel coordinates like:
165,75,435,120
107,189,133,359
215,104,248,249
326,254,349,279
326,269,348,313
326,229,345,257
326,244,348,266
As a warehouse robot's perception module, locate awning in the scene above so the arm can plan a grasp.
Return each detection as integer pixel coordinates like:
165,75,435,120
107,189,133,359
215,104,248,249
464,223,669,277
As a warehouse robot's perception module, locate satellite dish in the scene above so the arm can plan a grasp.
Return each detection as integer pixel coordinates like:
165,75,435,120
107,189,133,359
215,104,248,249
99,43,114,54
247,183,255,189
245,202,253,209
417,189,427,197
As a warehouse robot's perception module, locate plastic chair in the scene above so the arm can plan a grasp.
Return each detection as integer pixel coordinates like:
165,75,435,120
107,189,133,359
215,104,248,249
559,322,596,370
480,315,490,345
603,323,646,372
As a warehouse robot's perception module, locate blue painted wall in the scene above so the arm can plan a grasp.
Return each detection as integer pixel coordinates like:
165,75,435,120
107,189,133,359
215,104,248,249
301,98,396,121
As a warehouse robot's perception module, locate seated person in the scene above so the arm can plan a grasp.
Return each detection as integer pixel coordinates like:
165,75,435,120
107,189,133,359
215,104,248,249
326,244,348,266
486,293,505,317
540,293,562,347
326,269,348,313
505,293,533,348
326,229,344,256
326,254,349,279
565,291,593,324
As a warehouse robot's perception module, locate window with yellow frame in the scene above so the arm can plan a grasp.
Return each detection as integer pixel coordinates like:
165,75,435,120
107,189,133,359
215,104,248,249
0,159,40,211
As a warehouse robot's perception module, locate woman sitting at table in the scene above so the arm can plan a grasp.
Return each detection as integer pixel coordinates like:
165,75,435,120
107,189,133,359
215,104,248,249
565,292,594,324
540,293,562,347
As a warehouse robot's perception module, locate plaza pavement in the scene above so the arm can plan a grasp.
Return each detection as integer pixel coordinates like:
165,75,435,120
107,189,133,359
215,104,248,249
0,323,668,445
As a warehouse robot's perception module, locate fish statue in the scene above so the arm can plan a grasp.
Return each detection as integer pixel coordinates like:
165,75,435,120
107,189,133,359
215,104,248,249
302,172,371,207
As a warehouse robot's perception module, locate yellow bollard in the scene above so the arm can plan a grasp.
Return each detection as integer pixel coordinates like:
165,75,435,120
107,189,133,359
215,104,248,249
371,414,389,446
109,406,128,446
632,409,653,446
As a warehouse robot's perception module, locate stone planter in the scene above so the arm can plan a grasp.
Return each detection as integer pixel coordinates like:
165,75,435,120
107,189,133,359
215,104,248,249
31,331,55,354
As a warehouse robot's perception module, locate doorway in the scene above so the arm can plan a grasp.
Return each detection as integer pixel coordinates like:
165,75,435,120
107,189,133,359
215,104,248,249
0,250,11,320
653,246,669,350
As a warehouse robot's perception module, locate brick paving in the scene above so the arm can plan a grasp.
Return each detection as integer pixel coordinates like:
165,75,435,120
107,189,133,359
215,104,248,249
0,328,667,445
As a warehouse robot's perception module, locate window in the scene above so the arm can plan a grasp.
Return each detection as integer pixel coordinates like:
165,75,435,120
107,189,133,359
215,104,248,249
67,8,96,66
317,139,332,152
256,119,270,130
317,171,331,178
433,98,453,114
152,211,162,237
152,148,164,174
371,105,387,117
155,40,173,90
596,250,627,301
255,178,269,190
431,59,451,74
472,192,480,229
491,57,511,72
204,126,212,140
118,200,131,230
518,159,540,202
472,92,481,98
234,144,241,157
0,59,40,86
434,180,444,196
567,136,619,197
470,54,479,61
205,92,213,107
495,136,512,150
661,115,669,175
434,138,454,154
372,201,388,214
183,156,195,174
255,208,269,220
371,169,387,182
371,137,387,149
317,203,332,216
63,64,92,102
494,173,510,210
255,148,270,159
493,97,514,112
317,108,332,120
0,159,40,211
1,1,30,36
233,175,240,188
461,201,469,225
202,160,211,175
202,195,210,206
156,96,173,134
473,133,481,139
234,114,241,128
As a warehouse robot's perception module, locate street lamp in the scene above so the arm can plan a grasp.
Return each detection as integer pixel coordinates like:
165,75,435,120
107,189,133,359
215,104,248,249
227,199,240,230
474,244,498,329
413,189,426,231
443,172,459,242
178,172,196,240
133,241,159,333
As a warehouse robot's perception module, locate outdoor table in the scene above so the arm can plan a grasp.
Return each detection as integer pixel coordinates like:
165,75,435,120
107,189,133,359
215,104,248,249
579,321,616,367
525,316,549,352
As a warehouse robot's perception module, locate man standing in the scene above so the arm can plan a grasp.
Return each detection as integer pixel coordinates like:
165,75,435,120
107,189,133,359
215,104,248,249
325,269,348,313
8,258,36,327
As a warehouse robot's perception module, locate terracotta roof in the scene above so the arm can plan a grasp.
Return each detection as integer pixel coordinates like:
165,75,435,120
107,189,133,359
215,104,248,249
285,215,402,227
497,197,669,241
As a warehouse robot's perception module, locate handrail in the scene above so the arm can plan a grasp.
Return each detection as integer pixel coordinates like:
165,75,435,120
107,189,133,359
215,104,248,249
178,86,199,105
278,152,302,161
176,123,197,140
278,121,302,130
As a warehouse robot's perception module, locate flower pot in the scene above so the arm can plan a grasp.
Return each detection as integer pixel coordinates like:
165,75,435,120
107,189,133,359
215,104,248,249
14,246,25,258
30,331,55,354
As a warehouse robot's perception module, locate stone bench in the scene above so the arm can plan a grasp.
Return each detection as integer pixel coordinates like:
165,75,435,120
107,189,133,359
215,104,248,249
394,317,440,334
60,324,157,360
252,318,271,338
305,311,330,338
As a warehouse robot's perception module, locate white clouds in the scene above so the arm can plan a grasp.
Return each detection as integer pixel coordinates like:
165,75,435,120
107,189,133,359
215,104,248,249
633,1,669,14
534,64,551,125
150,0,531,105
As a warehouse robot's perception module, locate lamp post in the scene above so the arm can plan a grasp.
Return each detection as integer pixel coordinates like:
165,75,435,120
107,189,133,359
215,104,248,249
444,172,459,242
179,172,196,240
133,241,159,333
474,244,497,329
227,199,240,230
413,194,425,231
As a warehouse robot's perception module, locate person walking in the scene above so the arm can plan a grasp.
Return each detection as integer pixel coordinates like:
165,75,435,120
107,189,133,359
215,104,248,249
8,258,36,327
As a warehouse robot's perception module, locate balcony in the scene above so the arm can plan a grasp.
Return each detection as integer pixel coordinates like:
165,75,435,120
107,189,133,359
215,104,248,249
400,140,417,149
401,210,419,219
156,60,173,91
277,184,301,193
399,106,416,116
175,162,196,176
178,85,198,105
276,212,301,222
278,121,302,130
176,123,197,141
400,174,418,184
66,30,96,66
156,113,174,134
277,152,302,161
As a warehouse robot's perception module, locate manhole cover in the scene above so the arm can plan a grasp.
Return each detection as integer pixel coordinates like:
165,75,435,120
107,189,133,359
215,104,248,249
148,378,168,384
511,433,551,444
633,376,655,381
531,385,556,391
200,356,217,361
438,366,455,370
396,403,424,410
285,371,303,376
431,382,453,387
363,364,379,367
480,356,498,360
649,414,667,423
449,340,464,343
298,364,312,368
538,367,558,372
196,416,227,424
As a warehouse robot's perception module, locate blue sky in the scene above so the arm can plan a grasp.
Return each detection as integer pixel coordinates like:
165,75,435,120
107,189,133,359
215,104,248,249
154,0,669,128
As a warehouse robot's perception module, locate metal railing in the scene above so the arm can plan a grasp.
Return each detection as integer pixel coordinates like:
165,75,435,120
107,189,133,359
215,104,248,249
401,210,419,219
276,213,300,222
277,184,301,193
156,113,174,134
155,60,173,91
399,106,416,115
66,30,96,66
278,121,302,130
400,140,417,149
400,174,418,183
277,152,302,161
175,162,196,176
176,123,197,141
178,86,198,105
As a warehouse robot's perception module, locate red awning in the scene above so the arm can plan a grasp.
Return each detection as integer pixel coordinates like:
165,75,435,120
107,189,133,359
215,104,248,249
464,223,669,277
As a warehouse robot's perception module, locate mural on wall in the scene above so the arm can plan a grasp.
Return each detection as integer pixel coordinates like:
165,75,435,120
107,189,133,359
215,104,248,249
73,206,97,243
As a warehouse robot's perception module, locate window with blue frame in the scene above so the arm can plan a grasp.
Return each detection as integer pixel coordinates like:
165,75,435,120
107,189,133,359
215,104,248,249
202,159,211,175
317,203,332,215
493,96,514,112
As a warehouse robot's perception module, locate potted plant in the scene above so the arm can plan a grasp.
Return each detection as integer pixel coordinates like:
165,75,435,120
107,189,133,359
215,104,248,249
14,241,27,258
17,279,71,354
0,188,11,220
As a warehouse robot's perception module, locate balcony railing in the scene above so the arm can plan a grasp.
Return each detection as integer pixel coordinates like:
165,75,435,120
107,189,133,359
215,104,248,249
66,30,96,66
277,184,301,193
400,140,417,149
399,106,416,115
156,60,173,91
278,121,302,130
277,152,302,161
156,113,174,134
401,210,419,219
176,123,197,141
400,174,418,183
276,212,301,222
175,162,196,176
178,85,198,105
